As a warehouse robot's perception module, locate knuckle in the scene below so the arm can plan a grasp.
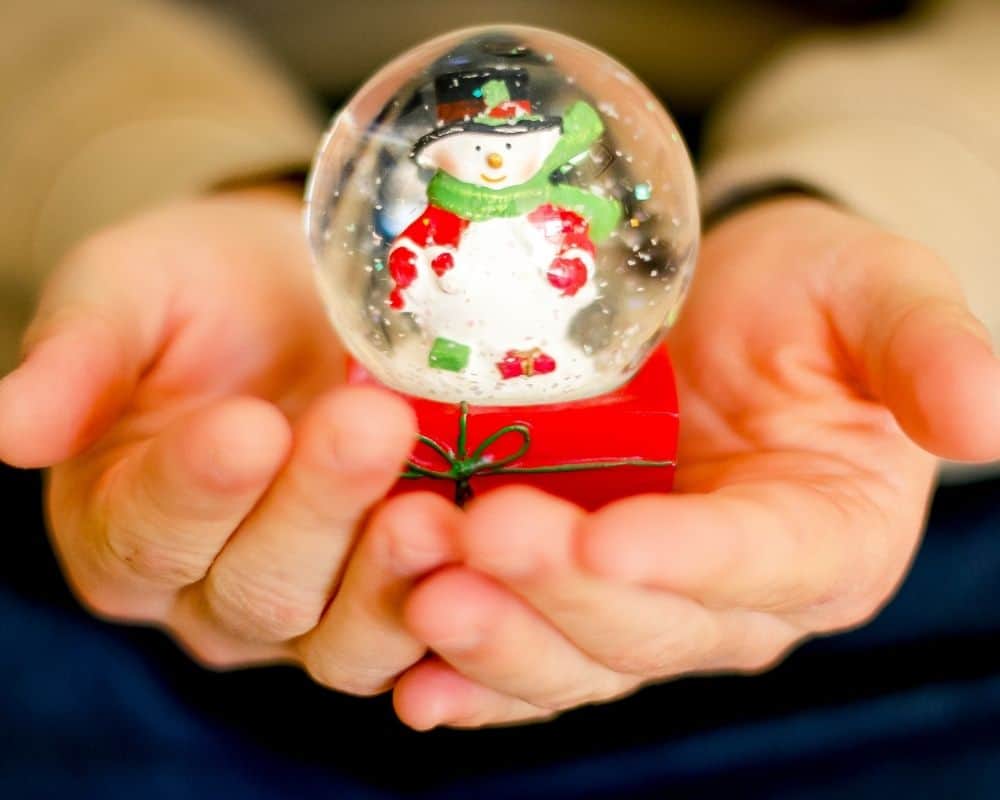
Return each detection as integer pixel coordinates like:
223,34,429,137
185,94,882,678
175,634,254,672
56,228,119,277
600,633,707,679
705,612,803,675
462,486,567,574
845,229,936,274
68,222,131,261
811,533,903,633
57,226,144,292
453,706,560,729
206,571,319,643
70,565,172,624
467,486,546,528
69,215,166,269
282,463,358,527
820,593,886,633
180,641,241,672
300,647,393,697
535,673,636,712
103,528,208,587
74,585,147,622
372,492,435,548
733,643,792,675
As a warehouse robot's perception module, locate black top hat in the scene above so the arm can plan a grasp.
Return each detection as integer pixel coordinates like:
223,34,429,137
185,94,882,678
412,68,561,157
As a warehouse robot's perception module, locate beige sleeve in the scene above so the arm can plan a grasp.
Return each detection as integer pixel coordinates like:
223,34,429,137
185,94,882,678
0,0,324,370
701,0,1000,344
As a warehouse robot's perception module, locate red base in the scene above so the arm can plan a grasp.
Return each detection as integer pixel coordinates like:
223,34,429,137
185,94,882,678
348,347,679,510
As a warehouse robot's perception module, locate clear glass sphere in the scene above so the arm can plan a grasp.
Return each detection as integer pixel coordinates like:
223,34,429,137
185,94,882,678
306,25,698,406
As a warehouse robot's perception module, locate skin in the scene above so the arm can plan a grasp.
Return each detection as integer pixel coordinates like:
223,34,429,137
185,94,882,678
0,187,464,692
392,197,1000,729
1,190,998,729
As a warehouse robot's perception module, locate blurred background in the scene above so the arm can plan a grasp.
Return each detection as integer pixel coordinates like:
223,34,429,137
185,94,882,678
189,0,909,131
3,1,1000,798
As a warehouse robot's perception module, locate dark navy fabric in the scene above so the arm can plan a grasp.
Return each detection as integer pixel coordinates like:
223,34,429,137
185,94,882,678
1,463,998,798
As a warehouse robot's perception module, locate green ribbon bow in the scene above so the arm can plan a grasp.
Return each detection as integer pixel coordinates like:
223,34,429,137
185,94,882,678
402,403,675,506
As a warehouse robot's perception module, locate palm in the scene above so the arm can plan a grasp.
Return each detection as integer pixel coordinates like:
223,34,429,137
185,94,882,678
44,191,346,564
388,198,1000,730
107,192,343,424
2,191,443,690
661,199,952,625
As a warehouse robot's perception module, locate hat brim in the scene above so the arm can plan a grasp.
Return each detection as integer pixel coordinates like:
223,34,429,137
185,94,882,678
411,117,562,159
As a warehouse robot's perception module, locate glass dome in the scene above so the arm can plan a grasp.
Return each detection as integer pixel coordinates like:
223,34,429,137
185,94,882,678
306,25,698,406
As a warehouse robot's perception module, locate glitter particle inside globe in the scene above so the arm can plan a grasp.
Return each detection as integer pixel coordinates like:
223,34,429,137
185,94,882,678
305,25,699,406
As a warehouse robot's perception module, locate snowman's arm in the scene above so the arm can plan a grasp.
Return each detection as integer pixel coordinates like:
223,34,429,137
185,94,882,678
387,205,468,309
528,204,596,297
386,238,422,310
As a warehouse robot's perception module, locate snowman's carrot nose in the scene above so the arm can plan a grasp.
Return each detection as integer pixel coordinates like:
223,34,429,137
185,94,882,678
486,152,503,169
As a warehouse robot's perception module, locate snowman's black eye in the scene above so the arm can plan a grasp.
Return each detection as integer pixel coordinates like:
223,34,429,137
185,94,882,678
474,145,481,152
505,142,512,150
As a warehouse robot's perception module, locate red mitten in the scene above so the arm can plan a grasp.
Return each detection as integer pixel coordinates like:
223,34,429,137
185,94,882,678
431,251,455,276
546,257,588,296
388,247,418,309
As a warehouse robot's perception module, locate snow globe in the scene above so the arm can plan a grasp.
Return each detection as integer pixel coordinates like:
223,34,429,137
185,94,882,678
306,26,699,508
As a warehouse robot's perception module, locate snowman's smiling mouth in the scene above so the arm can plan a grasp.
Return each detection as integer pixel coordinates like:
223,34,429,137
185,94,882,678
480,173,507,184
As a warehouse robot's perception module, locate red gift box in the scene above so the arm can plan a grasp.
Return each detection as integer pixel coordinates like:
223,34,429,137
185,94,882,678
348,346,678,510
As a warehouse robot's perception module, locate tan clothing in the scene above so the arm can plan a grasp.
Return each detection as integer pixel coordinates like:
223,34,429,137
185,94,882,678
0,0,997,371
702,0,1000,349
0,0,321,368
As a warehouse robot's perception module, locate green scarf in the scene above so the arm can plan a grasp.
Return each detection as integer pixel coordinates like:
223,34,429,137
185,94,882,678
425,101,623,242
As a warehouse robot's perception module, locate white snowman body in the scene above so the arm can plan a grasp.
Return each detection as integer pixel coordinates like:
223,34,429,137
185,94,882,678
398,214,597,397
385,119,614,402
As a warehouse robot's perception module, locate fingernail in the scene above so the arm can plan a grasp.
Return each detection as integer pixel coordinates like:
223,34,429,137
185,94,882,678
328,421,391,474
954,314,995,356
929,302,996,357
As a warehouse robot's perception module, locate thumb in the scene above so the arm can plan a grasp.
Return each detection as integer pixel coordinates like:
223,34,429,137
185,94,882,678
833,235,1000,463
0,245,164,469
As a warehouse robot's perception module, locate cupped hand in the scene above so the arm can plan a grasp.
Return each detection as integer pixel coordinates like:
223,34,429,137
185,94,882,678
0,188,460,693
393,197,1000,730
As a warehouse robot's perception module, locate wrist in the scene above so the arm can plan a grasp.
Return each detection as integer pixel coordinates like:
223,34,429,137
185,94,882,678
702,180,834,231
213,169,308,203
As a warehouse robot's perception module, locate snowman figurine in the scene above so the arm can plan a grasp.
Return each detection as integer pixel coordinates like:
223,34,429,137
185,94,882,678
386,69,622,402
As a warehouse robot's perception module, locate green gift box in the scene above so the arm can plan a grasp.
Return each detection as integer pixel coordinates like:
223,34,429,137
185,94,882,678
428,337,470,372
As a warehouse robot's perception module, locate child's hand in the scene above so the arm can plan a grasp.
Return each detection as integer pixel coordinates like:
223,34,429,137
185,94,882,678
0,189,459,693
393,197,1000,730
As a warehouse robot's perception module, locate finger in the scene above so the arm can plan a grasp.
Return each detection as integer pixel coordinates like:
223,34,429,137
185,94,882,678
577,482,881,621
459,487,798,676
830,232,1000,462
66,396,290,618
403,565,637,710
298,493,461,695
203,386,416,642
167,586,297,671
0,240,168,468
394,658,554,731
0,318,136,468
